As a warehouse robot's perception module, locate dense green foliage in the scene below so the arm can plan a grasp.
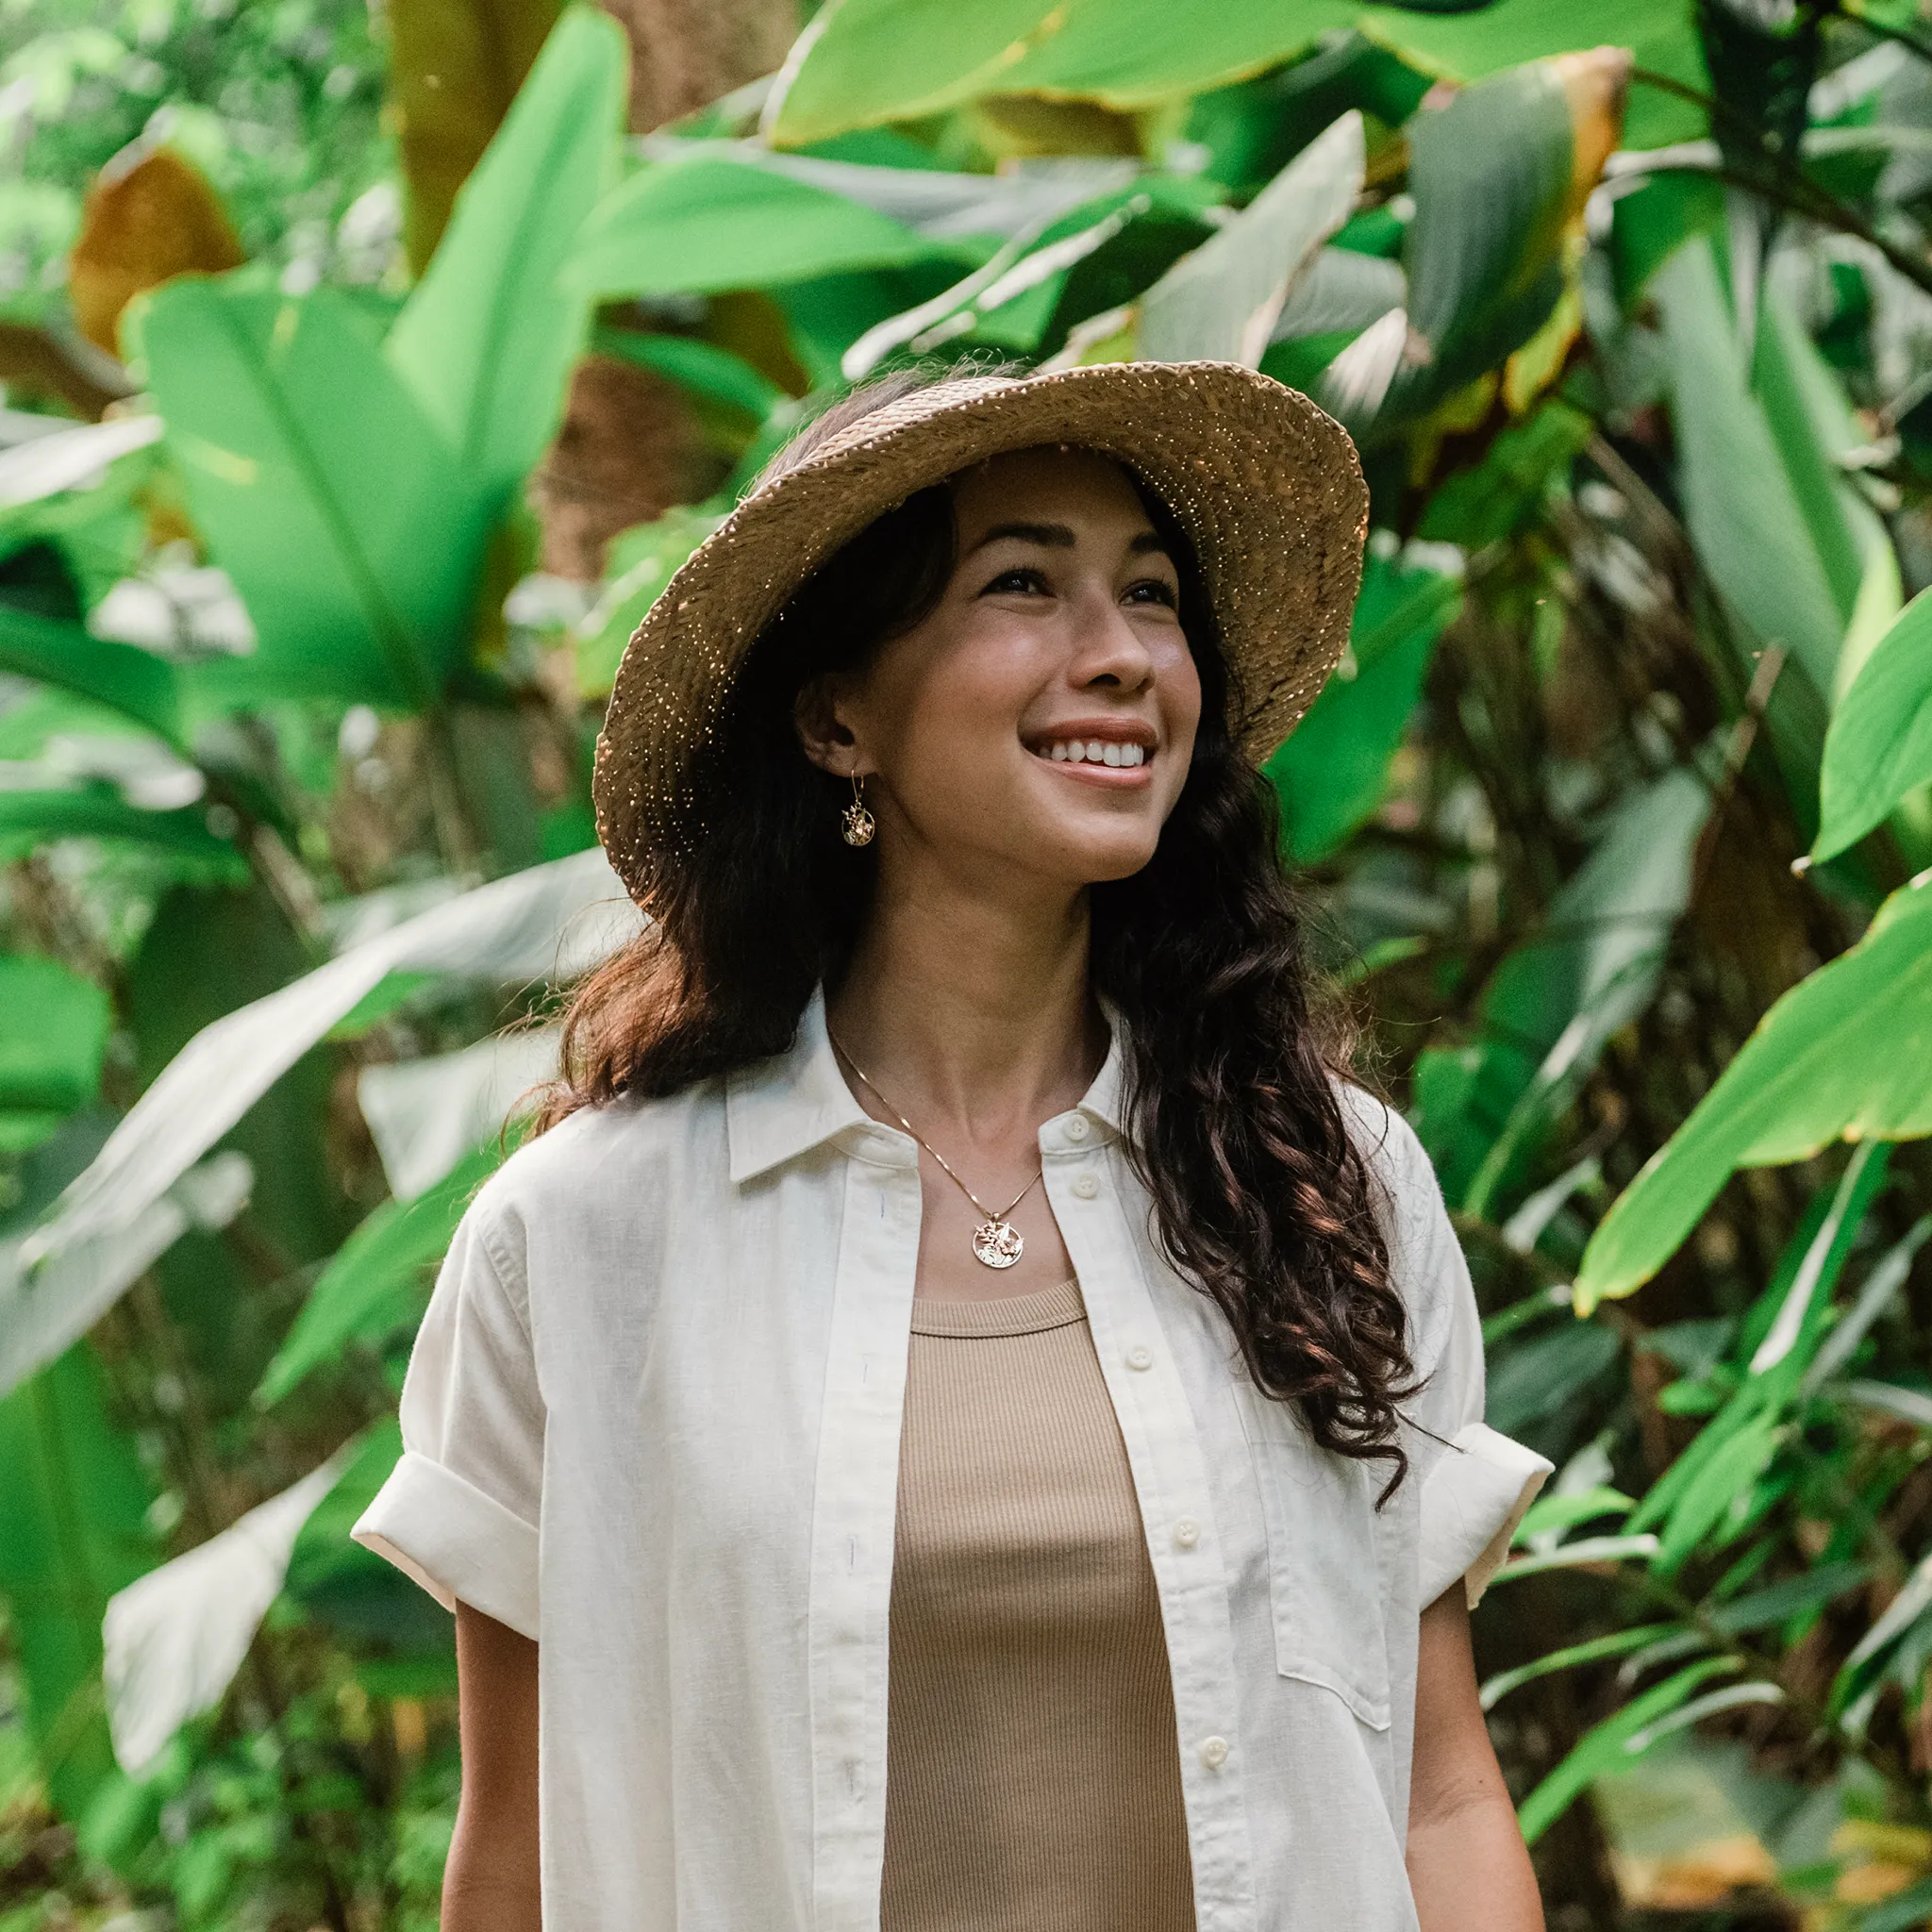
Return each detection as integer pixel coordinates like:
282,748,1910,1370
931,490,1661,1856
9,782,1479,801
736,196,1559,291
7,0,1932,1924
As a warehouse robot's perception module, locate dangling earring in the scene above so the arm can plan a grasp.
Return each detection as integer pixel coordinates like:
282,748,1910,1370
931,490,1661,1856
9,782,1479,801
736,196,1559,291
841,773,875,847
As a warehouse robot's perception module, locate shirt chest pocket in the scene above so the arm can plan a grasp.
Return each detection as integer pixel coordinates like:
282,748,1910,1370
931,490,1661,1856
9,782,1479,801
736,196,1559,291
1233,1378,1392,1732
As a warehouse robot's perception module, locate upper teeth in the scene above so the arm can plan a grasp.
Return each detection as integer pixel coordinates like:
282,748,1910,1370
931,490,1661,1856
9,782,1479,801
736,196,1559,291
1045,740,1145,767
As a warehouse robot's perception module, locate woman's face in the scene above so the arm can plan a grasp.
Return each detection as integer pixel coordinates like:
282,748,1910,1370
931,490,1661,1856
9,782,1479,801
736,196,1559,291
803,445,1203,894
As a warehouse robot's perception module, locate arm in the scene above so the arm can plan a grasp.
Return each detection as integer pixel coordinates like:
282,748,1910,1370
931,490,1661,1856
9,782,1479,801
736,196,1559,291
444,1602,542,1932
1407,1584,1543,1932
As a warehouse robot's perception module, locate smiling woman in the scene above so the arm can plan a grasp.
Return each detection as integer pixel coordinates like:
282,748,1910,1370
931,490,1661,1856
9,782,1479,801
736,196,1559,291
353,360,1552,1932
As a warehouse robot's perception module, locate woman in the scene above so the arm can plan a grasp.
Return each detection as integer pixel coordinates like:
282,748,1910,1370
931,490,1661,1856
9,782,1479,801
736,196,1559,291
356,360,1552,1931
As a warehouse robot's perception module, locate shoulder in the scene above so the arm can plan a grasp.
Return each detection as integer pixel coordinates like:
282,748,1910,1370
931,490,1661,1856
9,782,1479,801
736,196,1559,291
457,1076,728,1278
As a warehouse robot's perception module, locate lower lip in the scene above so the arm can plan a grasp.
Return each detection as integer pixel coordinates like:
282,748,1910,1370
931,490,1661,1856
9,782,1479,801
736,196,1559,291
1029,751,1155,789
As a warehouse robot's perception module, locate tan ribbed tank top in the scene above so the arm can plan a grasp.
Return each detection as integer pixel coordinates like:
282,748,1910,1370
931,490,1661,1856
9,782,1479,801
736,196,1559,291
880,1278,1196,1931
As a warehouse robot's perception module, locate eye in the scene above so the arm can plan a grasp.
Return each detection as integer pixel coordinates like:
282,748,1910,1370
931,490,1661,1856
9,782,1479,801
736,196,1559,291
1124,577,1178,609
980,566,1050,597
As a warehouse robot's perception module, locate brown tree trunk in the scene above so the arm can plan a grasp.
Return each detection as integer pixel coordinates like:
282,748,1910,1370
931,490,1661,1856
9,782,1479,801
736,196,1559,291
601,0,797,136
536,0,799,579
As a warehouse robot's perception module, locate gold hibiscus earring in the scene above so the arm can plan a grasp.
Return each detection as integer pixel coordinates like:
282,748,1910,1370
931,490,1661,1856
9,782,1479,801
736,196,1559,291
841,773,875,846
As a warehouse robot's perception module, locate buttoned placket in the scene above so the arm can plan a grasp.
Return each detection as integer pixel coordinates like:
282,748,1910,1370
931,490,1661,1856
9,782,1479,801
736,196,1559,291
807,1120,924,1931
1041,1108,1258,1932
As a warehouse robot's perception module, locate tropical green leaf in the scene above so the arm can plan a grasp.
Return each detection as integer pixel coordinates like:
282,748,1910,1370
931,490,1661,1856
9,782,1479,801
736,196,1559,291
1517,1657,1740,1844
592,328,786,426
137,279,494,708
1574,878,1932,1307
0,784,241,864
1139,111,1363,366
1707,1562,1870,1636
254,1142,500,1408
1266,543,1460,864
253,1141,504,1409
1416,398,1593,549
1411,763,1711,1212
568,155,971,302
0,1344,154,1818
0,606,179,744
1490,1533,1662,1584
24,849,639,1274
1513,1487,1635,1545
386,5,625,508
0,954,108,1123
1813,589,1932,865
1479,1624,1684,1711
1487,1322,1622,1434
1652,236,1844,705
571,504,727,698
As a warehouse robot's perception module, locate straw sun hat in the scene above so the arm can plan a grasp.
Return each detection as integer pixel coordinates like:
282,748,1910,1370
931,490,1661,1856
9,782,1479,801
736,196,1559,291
592,359,1369,906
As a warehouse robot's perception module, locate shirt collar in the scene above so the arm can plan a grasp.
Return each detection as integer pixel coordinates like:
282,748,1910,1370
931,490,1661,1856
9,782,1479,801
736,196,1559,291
724,986,1127,1185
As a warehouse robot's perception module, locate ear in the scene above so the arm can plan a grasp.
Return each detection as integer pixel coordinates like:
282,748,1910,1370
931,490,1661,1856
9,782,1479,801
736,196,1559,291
793,675,866,777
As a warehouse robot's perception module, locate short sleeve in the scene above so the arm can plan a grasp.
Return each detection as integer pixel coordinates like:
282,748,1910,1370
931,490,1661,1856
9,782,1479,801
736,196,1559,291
1364,1103,1552,1610
351,1198,544,1639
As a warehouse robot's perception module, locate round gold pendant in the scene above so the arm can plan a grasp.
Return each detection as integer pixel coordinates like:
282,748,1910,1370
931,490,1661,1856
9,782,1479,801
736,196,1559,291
841,805,875,847
973,1220,1024,1269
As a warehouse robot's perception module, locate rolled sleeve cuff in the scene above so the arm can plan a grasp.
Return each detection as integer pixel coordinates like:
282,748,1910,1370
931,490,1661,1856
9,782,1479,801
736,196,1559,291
1419,1423,1553,1609
351,1450,540,1641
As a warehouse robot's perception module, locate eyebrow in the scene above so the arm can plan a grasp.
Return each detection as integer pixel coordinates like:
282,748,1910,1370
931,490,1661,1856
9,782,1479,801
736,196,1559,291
966,522,1174,559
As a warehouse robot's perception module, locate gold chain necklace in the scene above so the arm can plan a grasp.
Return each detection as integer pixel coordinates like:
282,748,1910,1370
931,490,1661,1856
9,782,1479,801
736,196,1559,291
828,1033,1043,1270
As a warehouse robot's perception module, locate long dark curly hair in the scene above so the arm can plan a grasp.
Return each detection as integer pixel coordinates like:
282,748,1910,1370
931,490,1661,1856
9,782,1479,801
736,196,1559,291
538,366,1417,1494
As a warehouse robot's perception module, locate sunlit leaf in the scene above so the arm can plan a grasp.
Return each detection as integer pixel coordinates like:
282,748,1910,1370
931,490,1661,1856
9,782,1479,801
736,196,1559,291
1575,878,1932,1306
253,1142,503,1410
358,1026,558,1201
103,1447,351,1774
1479,1624,1683,1712
1814,589,1932,865
23,850,640,1274
1139,112,1363,367
1652,236,1844,708
388,5,625,508
0,1344,154,1818
568,154,971,301
1517,1657,1740,1844
138,279,494,707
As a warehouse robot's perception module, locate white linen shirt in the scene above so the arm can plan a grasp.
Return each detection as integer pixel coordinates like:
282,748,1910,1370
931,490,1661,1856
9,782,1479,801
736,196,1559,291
355,988,1549,1930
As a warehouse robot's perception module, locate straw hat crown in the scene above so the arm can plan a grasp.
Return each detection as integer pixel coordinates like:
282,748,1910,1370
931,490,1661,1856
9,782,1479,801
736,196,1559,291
592,359,1369,906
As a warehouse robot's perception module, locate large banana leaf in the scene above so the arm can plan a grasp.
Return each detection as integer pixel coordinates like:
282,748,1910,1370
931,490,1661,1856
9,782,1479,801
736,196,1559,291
768,0,1699,147
0,607,180,744
387,5,625,512
0,1343,154,1819
0,1158,250,1402
103,1447,352,1775
253,1141,504,1409
1139,112,1363,366
1813,588,1932,865
567,153,975,300
1651,237,1844,703
138,280,494,708
22,850,640,1278
1575,876,1932,1307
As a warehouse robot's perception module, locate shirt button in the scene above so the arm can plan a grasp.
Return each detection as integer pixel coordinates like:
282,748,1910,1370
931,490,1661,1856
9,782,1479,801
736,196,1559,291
1125,1344,1154,1372
1065,1115,1091,1142
1071,1173,1100,1200
1199,1736,1230,1770
1174,1519,1200,1549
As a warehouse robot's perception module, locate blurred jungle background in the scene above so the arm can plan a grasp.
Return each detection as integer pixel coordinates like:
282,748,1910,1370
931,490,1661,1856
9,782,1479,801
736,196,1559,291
7,0,1932,1924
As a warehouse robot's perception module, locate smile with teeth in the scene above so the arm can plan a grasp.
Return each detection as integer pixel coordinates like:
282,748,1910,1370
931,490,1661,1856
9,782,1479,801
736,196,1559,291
1041,740,1149,768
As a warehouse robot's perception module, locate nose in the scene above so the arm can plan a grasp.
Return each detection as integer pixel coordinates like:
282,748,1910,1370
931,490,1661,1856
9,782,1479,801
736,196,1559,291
1067,587,1155,695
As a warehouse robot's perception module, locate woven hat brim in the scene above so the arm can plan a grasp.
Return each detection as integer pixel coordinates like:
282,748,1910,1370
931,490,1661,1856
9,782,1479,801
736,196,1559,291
593,359,1368,905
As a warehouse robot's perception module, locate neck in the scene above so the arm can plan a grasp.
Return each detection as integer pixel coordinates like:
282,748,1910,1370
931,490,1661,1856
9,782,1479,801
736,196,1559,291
826,847,1105,1139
